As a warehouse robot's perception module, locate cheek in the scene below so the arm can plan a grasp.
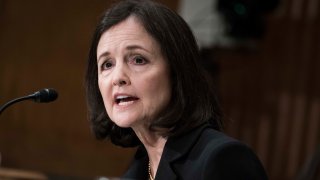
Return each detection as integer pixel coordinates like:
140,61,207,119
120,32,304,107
143,70,171,103
98,78,104,96
98,78,112,105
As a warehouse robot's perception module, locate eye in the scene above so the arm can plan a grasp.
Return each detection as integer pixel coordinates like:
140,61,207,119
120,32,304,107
101,60,113,70
131,55,147,65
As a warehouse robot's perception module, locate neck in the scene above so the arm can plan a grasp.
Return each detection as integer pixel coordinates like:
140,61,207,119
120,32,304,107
132,125,167,178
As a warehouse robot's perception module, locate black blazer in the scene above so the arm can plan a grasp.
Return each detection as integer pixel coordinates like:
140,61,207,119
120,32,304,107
122,124,268,180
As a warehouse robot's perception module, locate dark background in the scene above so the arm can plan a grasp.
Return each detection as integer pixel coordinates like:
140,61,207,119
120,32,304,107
0,0,319,179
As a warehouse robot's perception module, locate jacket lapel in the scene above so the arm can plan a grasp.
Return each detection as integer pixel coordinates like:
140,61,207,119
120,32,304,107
155,123,209,179
122,146,148,180
122,124,209,180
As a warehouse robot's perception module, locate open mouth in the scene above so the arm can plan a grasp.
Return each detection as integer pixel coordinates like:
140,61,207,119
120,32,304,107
115,95,139,105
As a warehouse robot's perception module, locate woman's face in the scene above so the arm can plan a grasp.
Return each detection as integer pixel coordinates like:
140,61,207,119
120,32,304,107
97,16,171,129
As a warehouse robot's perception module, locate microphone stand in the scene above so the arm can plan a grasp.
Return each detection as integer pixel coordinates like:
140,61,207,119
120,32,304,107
0,88,57,175
0,88,58,116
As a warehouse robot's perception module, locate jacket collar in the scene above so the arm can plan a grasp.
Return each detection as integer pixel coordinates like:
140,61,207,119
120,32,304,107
161,123,209,162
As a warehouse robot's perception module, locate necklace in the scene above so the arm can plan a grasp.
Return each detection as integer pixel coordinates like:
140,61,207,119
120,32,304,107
148,161,154,180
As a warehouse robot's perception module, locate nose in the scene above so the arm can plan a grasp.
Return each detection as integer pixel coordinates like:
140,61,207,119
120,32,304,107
112,63,131,87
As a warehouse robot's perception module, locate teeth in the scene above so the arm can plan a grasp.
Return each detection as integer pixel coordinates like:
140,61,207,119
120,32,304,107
116,95,130,100
119,101,134,106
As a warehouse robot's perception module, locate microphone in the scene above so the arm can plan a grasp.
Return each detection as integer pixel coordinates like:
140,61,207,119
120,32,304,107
0,88,58,115
31,88,58,103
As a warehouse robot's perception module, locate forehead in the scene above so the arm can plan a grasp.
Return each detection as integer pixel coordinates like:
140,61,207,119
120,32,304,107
105,16,146,39
97,16,160,57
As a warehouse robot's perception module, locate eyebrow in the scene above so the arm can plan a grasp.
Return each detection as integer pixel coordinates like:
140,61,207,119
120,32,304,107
126,45,151,54
97,44,151,62
97,51,110,63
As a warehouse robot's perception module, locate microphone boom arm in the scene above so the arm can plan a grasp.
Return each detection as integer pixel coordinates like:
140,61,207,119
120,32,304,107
0,95,34,115
0,88,58,116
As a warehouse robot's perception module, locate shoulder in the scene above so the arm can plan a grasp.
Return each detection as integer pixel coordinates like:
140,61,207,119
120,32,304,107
192,128,268,180
188,127,244,156
198,127,239,147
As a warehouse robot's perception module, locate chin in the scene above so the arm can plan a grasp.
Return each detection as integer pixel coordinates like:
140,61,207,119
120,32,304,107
113,122,132,128
110,112,143,128
112,118,138,128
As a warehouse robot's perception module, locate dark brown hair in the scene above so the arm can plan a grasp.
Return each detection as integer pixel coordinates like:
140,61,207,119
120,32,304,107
86,0,222,147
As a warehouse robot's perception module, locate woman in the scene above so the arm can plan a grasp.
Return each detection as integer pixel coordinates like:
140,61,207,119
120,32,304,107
86,0,268,179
